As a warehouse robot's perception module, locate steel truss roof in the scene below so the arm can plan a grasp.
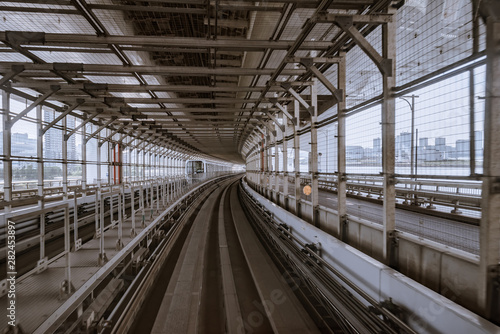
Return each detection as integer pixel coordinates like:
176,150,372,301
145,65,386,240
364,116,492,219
0,0,394,163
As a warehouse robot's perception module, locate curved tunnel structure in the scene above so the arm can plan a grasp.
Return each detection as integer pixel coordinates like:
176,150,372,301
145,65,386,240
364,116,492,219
0,0,500,333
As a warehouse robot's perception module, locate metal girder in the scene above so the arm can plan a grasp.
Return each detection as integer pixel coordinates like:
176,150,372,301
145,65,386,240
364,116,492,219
8,85,60,127
0,5,78,14
1,62,306,77
255,117,277,137
315,13,393,24
286,56,343,63
0,65,24,86
42,99,84,135
149,115,255,120
255,126,266,136
259,108,285,133
65,110,101,140
281,82,311,112
8,82,267,93
299,60,343,103
268,99,294,122
204,17,249,29
98,123,129,147
0,31,333,51
85,117,117,143
88,3,206,14
324,15,393,76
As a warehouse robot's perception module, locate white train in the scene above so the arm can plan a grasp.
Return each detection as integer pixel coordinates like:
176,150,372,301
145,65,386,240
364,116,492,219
185,160,232,176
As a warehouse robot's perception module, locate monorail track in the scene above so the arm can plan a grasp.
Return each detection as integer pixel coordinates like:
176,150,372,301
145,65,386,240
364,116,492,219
102,176,415,334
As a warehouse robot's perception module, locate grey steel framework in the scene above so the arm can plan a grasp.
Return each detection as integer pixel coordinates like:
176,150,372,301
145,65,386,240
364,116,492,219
0,0,499,327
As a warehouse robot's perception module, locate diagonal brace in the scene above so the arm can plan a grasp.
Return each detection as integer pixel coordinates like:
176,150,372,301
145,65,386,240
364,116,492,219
303,63,343,103
335,16,392,76
0,65,25,87
281,83,310,110
9,85,60,127
255,116,277,137
65,109,101,140
42,99,84,134
85,117,117,143
268,98,294,122
260,109,285,133
98,122,129,147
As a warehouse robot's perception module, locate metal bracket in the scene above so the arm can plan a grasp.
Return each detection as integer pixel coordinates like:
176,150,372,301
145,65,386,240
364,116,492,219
487,264,500,321
388,230,399,269
307,105,315,116
379,58,393,77
75,238,82,251
5,31,45,44
84,83,108,91
335,15,354,29
36,257,49,274
491,178,500,194
54,62,84,72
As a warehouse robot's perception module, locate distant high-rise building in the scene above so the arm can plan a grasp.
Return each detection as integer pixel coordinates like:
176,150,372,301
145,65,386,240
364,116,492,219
435,137,446,151
400,132,411,150
419,137,428,148
456,139,470,158
44,110,77,162
373,138,381,152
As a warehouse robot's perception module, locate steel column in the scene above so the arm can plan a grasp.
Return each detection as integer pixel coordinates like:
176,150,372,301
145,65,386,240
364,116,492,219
337,53,348,241
293,99,301,216
479,15,500,322
2,90,12,211
381,7,397,267
310,78,319,227
81,124,87,197
282,111,289,209
62,115,68,200
36,104,45,260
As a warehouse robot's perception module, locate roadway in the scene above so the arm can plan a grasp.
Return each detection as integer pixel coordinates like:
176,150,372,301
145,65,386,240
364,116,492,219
268,179,480,255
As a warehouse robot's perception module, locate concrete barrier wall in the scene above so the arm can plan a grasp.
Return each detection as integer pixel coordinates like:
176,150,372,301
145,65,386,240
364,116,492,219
244,180,498,333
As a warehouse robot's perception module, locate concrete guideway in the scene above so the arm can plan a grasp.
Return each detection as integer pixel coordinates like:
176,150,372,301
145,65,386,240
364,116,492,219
241,178,500,334
150,177,320,333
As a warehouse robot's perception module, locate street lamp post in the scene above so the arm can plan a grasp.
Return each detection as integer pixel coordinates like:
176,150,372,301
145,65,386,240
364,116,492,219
399,95,419,177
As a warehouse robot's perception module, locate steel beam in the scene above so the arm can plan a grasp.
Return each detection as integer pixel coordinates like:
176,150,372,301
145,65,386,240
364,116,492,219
281,82,311,111
270,101,294,122
65,110,101,140
0,62,306,77
0,31,333,51
8,85,60,126
330,15,393,76
99,122,129,147
42,99,84,134
85,117,118,143
0,65,24,86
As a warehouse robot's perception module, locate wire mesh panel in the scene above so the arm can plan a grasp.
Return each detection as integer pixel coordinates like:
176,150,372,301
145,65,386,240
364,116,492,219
396,0,474,87
345,105,382,174
345,26,383,109
397,71,471,177
317,123,338,174
10,97,38,183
